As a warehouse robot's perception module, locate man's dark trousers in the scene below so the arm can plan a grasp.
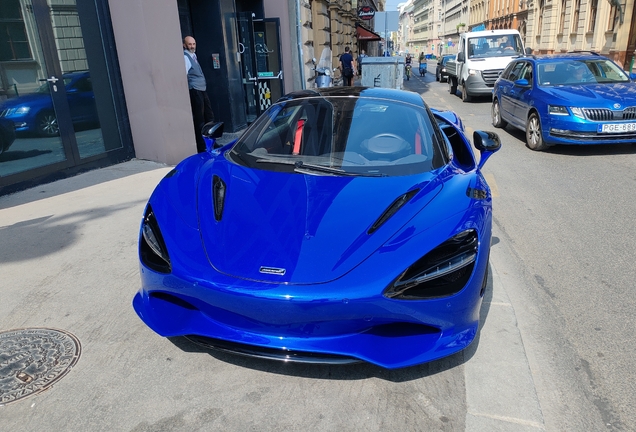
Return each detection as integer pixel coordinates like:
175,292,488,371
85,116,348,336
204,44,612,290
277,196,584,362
190,88,215,153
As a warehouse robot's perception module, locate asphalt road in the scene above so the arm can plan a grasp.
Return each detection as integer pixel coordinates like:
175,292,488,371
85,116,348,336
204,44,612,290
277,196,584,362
404,65,636,431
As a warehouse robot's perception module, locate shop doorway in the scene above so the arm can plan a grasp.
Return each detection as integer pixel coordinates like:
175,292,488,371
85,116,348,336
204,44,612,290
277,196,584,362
237,14,284,123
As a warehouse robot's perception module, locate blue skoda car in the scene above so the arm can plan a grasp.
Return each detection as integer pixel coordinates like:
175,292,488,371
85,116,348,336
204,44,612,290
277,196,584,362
133,87,501,369
0,71,97,137
492,53,636,150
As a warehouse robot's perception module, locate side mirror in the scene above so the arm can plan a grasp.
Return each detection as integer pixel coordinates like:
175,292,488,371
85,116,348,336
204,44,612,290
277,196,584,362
312,57,317,64
201,121,225,152
525,47,533,55
473,130,501,169
457,52,465,62
513,78,530,87
630,72,636,81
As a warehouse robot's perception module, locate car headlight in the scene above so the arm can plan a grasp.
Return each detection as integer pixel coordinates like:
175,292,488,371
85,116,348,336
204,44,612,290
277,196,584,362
468,69,478,76
15,106,30,115
548,105,569,116
140,205,171,273
441,68,446,72
570,107,585,119
383,229,478,300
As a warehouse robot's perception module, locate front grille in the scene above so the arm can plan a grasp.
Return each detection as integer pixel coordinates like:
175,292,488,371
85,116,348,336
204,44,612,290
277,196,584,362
583,107,636,121
482,69,503,85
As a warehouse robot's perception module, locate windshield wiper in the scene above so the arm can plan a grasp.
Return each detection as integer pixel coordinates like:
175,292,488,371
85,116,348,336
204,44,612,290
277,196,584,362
257,158,384,177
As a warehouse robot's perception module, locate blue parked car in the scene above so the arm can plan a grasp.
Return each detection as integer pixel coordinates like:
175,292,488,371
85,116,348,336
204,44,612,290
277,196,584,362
133,87,502,369
492,53,636,151
0,71,98,137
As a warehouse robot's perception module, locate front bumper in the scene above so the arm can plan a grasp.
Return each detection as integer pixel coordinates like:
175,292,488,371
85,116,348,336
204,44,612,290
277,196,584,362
543,115,636,145
464,74,494,97
133,258,487,369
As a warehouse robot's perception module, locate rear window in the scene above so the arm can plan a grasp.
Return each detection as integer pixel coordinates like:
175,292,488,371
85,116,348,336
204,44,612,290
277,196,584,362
228,96,447,177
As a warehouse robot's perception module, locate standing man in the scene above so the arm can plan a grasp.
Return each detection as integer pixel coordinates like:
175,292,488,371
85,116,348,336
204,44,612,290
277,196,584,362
339,46,357,87
184,36,215,153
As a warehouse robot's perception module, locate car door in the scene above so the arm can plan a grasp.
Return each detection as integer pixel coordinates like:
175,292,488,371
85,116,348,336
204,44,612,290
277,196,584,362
498,61,523,122
67,75,97,124
511,62,534,125
503,61,530,129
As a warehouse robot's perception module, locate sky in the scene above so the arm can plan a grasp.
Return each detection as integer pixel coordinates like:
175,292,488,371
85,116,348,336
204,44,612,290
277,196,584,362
384,0,401,11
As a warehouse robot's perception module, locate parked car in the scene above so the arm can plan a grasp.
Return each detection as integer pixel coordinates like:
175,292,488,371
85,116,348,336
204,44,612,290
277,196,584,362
133,87,501,369
492,52,636,151
0,71,98,137
435,54,456,82
0,117,16,154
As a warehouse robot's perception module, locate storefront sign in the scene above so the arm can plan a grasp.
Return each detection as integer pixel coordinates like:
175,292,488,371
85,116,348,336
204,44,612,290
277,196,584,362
357,6,375,20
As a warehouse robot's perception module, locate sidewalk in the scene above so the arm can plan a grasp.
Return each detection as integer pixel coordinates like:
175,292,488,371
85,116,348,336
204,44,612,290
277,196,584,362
0,159,545,431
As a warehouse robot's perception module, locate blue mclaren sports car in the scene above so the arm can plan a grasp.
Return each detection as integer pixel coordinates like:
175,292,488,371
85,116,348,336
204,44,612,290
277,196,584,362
133,87,501,369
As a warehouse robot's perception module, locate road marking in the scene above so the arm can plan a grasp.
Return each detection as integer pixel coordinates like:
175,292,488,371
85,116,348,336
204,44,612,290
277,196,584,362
483,172,499,197
467,411,546,430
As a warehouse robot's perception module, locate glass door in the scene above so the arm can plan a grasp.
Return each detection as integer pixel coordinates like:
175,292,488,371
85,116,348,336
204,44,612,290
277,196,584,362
236,12,259,124
0,0,116,180
253,19,283,114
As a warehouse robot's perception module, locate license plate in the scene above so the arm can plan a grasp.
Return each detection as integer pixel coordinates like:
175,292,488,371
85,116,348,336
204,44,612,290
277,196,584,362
598,123,636,133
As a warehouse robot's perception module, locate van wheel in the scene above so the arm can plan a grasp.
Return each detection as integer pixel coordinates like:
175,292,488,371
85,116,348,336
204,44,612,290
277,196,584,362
526,112,549,151
449,78,457,95
461,83,471,102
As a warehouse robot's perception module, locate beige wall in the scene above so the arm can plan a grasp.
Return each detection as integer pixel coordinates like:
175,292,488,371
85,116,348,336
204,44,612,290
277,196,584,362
107,0,196,165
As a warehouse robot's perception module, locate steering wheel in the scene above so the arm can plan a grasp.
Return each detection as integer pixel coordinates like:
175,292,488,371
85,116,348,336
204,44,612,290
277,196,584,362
371,133,403,141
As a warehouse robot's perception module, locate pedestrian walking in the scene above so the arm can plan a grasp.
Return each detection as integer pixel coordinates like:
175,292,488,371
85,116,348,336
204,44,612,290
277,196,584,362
339,46,356,87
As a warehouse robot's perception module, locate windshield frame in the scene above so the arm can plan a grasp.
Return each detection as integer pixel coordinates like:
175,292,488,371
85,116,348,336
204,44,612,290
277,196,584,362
227,95,449,177
467,34,524,59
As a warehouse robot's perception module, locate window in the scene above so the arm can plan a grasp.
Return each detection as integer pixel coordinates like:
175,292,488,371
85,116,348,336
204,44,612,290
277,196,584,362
0,0,31,61
507,62,526,81
571,0,580,33
537,0,544,35
607,4,618,31
558,0,566,33
588,0,597,32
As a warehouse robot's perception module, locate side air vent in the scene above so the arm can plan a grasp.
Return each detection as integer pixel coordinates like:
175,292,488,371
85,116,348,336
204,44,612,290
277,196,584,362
212,175,226,221
368,189,419,235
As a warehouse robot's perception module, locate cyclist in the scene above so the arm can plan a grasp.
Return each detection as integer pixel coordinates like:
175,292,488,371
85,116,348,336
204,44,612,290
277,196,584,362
405,54,412,80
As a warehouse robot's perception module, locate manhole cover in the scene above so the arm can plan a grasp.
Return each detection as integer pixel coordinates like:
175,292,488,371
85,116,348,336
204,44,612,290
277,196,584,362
0,328,81,406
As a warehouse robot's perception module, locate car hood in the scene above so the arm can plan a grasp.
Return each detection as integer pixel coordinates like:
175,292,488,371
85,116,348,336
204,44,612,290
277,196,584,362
540,83,636,106
197,160,444,284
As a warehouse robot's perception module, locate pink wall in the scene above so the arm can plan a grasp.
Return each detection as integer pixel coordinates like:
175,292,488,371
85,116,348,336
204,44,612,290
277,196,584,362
265,0,295,93
107,0,196,165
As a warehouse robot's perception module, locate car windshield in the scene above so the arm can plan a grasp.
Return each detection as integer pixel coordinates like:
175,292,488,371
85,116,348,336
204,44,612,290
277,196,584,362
228,96,447,177
537,59,630,86
467,34,523,58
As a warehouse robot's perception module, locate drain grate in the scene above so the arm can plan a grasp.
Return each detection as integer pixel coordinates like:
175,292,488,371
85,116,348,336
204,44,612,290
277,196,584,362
0,328,81,406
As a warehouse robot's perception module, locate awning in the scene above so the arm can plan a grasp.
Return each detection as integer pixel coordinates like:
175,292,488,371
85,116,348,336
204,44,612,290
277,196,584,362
356,23,381,41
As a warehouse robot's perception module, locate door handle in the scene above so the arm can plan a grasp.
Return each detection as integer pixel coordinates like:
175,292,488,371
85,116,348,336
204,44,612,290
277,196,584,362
46,76,59,92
